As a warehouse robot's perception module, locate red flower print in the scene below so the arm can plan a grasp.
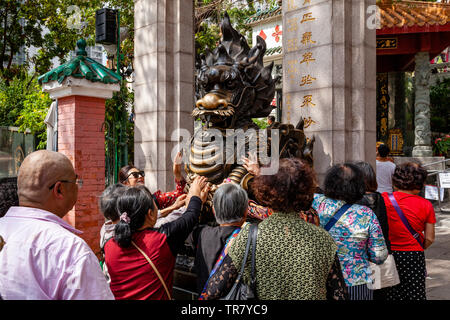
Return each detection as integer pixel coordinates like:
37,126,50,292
272,25,282,43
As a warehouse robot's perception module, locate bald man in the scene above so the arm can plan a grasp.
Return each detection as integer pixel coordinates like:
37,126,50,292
0,150,114,300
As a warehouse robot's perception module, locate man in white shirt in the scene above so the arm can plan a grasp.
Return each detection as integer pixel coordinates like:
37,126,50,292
376,144,396,194
0,150,114,300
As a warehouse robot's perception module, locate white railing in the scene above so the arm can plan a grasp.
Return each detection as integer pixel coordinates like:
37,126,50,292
423,159,450,213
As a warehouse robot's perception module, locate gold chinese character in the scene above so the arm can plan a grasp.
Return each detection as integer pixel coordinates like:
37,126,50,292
300,52,316,65
300,75,317,86
286,39,299,52
286,18,299,33
304,117,317,129
303,0,312,5
301,95,316,108
301,12,316,23
287,0,298,10
285,93,292,108
301,32,316,46
286,60,299,79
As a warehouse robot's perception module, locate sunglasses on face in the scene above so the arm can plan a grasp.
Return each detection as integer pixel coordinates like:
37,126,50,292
127,171,145,180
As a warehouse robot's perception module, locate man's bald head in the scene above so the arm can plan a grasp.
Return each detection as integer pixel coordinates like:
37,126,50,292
18,150,75,205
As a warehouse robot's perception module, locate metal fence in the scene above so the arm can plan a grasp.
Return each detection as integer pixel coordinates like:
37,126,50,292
0,127,35,179
423,159,450,213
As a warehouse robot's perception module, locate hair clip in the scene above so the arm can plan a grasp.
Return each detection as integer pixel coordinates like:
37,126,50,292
120,212,130,224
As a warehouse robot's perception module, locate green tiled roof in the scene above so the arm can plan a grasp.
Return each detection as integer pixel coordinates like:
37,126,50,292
245,5,282,25
38,39,121,85
265,46,282,56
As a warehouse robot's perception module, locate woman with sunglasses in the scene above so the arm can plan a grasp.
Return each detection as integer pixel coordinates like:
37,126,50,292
119,152,186,214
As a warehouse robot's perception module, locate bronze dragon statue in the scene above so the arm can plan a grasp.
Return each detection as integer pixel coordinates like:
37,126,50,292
185,12,314,219
173,12,316,297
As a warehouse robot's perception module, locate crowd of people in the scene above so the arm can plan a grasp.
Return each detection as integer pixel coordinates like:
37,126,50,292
0,143,436,300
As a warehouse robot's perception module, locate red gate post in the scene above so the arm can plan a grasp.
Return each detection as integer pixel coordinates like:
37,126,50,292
39,39,121,257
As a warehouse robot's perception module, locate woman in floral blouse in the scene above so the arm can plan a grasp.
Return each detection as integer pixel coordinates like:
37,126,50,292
312,163,388,300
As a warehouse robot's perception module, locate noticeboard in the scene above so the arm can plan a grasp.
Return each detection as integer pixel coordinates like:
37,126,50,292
439,172,450,189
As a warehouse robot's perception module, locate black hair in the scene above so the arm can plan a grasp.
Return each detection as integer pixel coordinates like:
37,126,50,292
114,185,155,248
99,183,127,221
323,162,365,204
268,115,275,122
378,144,390,158
118,164,138,184
392,162,428,191
353,161,378,193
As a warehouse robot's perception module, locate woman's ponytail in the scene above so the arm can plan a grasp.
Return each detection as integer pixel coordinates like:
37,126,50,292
114,186,154,248
114,219,132,247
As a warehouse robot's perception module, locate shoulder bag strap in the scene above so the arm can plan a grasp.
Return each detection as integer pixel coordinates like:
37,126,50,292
386,193,424,249
324,204,351,231
232,223,255,285
131,240,172,300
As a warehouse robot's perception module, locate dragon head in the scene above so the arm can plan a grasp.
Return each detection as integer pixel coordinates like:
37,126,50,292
194,12,278,129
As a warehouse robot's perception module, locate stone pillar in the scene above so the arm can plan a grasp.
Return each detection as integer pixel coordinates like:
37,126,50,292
134,0,194,192
283,0,376,183
412,51,433,157
42,78,119,256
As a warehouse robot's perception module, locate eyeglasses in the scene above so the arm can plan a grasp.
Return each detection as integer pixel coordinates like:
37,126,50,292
49,175,83,190
126,171,145,180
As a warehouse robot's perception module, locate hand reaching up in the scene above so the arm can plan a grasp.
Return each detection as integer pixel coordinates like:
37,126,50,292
186,176,208,206
200,183,212,204
173,150,184,182
242,152,260,176
172,194,187,209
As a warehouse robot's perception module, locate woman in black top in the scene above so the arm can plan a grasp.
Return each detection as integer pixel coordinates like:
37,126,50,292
354,161,391,252
354,161,392,300
188,183,249,296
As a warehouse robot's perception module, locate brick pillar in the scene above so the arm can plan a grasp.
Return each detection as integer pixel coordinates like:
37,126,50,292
58,95,106,256
42,77,120,257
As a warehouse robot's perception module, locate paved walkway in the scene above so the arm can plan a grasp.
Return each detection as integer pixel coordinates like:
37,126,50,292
425,206,450,300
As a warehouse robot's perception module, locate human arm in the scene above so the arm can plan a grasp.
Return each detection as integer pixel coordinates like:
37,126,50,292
159,176,207,254
367,209,389,265
63,252,115,300
158,194,187,218
247,200,272,220
423,223,435,249
173,150,185,183
326,254,349,300
153,178,187,209
242,153,260,176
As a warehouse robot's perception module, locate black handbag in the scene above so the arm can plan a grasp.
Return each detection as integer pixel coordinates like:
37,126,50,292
221,223,258,300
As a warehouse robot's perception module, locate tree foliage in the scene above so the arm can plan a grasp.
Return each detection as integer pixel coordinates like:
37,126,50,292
0,0,276,152
194,0,279,55
0,0,135,150
430,78,450,134
0,72,51,149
